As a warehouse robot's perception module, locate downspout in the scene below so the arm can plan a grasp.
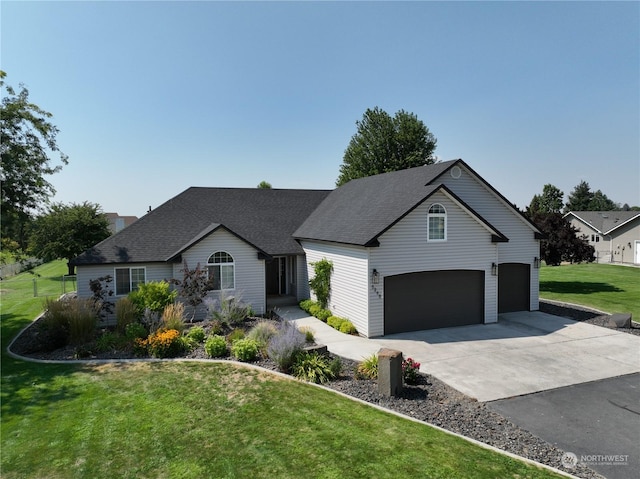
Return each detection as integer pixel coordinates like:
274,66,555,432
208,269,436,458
607,234,613,263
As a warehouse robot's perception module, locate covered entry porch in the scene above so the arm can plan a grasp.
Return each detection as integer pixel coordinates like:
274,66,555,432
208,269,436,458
266,255,299,309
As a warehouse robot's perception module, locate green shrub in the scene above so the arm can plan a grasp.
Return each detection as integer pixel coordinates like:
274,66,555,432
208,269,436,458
115,297,138,332
338,320,357,335
186,325,206,343
316,309,332,322
309,258,333,308
293,352,336,384
329,356,343,378
308,303,322,318
129,281,177,314
125,322,148,341
327,316,345,329
299,299,316,313
231,338,259,362
227,328,245,344
356,354,378,380
204,335,227,358
160,302,186,333
247,321,278,353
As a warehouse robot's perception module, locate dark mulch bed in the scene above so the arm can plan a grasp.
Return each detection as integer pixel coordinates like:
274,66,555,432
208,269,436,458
540,300,640,336
9,309,622,479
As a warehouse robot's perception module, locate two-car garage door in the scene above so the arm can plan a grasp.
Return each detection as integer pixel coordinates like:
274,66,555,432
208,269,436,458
384,270,484,334
383,264,531,335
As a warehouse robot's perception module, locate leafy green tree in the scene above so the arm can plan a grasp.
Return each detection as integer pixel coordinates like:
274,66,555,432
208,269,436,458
589,190,618,211
1,71,68,249
527,184,564,215
29,202,110,275
336,107,437,186
565,181,593,212
257,180,272,189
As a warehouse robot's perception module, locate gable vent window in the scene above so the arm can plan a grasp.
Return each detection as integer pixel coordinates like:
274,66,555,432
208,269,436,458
207,251,235,290
427,203,447,242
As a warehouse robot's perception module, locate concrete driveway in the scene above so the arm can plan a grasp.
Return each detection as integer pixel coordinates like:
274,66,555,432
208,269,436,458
284,308,640,402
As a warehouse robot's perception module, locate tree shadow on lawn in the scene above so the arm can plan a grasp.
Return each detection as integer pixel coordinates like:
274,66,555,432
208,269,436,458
539,281,624,295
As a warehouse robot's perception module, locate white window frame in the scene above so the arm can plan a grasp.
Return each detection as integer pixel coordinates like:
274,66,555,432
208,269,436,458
114,266,146,296
207,251,235,291
427,203,447,242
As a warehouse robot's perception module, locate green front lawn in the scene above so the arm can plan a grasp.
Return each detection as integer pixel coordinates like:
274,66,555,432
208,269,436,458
540,263,640,320
1,261,564,479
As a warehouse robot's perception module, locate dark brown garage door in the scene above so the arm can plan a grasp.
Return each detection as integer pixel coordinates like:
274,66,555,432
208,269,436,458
384,270,484,334
498,263,530,313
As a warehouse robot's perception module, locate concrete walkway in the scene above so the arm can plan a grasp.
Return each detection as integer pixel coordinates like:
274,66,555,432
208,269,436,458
278,306,640,402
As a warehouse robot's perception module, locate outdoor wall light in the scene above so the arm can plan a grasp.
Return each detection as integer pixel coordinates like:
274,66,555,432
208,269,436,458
372,268,380,284
534,257,540,269
491,263,498,276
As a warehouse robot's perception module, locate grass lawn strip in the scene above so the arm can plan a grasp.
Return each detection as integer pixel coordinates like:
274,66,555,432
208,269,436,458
539,263,639,321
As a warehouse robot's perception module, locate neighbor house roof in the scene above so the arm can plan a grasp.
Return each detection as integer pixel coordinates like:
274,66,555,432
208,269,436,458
72,188,331,265
293,159,514,246
564,211,640,235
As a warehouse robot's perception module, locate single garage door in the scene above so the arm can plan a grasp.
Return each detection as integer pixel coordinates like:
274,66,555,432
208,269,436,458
498,263,530,313
384,270,484,334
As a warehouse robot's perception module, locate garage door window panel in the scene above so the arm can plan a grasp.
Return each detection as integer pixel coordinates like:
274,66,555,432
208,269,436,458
428,203,447,241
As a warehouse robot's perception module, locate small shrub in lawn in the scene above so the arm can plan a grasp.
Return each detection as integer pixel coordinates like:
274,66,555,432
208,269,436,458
316,309,332,322
186,325,206,343
227,328,245,344
327,316,345,329
137,329,185,358
402,357,421,385
299,299,316,313
115,297,138,333
160,302,186,333
299,326,315,343
204,335,228,358
293,351,336,384
247,321,278,353
231,338,259,362
339,320,357,335
267,321,306,372
125,322,148,341
356,353,378,380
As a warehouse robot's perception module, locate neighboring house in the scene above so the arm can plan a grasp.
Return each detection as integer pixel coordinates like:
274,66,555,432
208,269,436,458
564,211,640,265
73,159,542,337
105,213,138,234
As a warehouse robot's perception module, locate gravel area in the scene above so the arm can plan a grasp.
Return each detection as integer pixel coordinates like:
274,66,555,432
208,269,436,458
11,305,635,479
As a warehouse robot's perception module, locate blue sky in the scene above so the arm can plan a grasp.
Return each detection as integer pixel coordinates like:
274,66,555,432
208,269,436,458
2,1,638,218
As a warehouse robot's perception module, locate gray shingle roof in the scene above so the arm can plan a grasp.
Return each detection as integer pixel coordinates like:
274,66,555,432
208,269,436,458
72,188,331,265
293,159,507,246
565,211,640,235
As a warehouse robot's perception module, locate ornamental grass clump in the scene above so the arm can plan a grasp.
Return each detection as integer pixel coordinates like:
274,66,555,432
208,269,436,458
160,302,186,333
356,353,378,380
115,297,138,333
247,321,278,354
293,351,336,384
267,321,306,372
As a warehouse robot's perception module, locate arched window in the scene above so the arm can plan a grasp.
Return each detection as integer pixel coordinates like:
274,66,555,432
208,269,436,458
207,251,235,290
427,203,447,241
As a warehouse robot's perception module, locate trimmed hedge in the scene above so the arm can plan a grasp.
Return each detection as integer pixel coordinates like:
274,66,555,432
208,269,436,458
300,301,358,335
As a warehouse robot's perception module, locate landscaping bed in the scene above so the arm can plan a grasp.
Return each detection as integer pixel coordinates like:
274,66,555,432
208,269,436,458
540,299,640,336
10,311,605,479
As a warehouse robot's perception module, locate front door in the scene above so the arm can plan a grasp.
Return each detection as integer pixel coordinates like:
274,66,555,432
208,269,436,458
266,257,287,295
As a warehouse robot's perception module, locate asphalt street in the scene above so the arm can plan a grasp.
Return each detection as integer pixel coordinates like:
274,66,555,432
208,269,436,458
488,373,640,479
